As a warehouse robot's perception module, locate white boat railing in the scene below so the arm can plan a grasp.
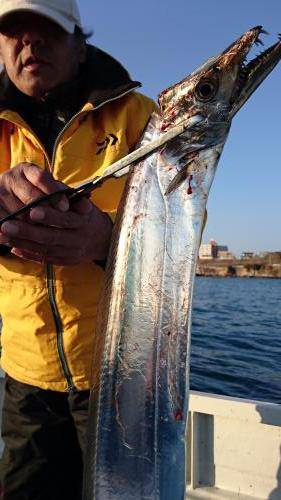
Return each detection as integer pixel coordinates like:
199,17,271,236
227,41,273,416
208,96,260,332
187,391,281,499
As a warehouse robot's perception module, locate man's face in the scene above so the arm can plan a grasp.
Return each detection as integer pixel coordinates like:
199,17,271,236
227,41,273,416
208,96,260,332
0,12,86,99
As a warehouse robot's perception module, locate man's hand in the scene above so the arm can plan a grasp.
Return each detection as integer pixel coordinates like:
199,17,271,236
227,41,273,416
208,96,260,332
0,163,113,266
0,162,69,216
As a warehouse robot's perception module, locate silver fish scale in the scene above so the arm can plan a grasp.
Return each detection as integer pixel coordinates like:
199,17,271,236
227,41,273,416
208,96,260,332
83,112,227,500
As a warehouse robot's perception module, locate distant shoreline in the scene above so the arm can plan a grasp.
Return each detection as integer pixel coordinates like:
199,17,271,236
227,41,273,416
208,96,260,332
196,273,280,279
197,255,281,279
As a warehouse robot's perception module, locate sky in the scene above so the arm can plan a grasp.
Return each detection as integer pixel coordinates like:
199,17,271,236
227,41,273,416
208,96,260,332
78,0,280,256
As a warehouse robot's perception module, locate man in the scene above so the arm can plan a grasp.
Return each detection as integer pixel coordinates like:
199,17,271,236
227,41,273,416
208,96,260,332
0,0,156,498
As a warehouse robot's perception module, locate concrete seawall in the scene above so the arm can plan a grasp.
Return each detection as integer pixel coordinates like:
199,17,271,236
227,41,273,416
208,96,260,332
197,258,281,279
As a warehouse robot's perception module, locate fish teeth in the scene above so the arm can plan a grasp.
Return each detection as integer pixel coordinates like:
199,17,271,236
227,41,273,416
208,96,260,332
255,38,264,46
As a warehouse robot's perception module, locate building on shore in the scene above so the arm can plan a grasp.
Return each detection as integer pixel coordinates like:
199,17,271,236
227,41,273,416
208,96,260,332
199,239,217,259
267,252,281,264
216,250,235,260
199,239,235,260
241,251,255,260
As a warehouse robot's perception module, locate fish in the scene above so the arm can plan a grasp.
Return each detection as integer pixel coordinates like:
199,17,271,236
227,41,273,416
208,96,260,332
83,27,281,500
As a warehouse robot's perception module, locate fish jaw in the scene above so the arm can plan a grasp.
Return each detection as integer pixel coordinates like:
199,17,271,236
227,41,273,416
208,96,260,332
159,26,281,132
230,29,281,116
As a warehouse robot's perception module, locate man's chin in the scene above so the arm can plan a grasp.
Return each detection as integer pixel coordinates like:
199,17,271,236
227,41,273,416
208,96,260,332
18,77,55,100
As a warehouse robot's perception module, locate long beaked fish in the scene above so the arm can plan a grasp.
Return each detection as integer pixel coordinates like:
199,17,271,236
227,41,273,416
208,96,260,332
83,27,281,500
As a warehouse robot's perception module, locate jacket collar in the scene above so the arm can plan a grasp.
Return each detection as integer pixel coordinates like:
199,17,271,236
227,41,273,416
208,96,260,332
0,44,141,113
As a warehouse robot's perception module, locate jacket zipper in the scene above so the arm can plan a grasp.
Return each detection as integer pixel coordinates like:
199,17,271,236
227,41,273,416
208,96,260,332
45,84,141,391
46,263,75,391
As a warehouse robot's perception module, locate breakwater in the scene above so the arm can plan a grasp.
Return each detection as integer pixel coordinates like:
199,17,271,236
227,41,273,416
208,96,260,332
197,253,281,278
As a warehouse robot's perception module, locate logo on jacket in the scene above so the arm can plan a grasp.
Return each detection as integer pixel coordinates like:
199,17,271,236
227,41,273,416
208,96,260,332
96,134,118,155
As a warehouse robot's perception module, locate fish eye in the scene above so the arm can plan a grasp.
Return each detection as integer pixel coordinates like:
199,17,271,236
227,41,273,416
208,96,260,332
195,78,218,102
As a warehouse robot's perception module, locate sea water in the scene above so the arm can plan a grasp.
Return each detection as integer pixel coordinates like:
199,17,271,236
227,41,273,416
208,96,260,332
191,277,281,403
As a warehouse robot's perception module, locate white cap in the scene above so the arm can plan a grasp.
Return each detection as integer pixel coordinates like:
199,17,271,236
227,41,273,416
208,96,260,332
0,0,82,34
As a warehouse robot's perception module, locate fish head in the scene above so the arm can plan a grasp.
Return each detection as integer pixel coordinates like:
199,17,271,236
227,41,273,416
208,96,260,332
159,26,281,133
159,26,281,194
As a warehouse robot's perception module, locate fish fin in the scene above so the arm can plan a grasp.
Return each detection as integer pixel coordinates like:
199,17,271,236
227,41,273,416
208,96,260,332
165,160,194,195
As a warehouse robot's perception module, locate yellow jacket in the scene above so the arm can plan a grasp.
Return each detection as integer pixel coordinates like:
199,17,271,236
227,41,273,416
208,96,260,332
0,46,156,391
